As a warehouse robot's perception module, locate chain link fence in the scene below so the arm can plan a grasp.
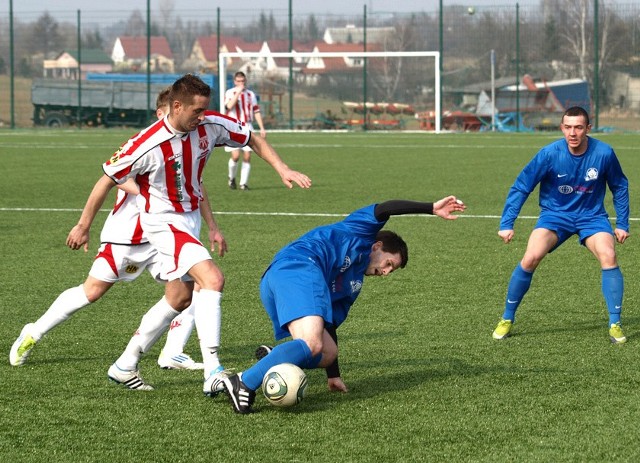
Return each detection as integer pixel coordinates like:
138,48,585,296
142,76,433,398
1,2,639,130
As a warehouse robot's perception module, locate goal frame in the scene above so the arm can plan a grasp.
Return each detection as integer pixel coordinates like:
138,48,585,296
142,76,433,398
218,51,441,132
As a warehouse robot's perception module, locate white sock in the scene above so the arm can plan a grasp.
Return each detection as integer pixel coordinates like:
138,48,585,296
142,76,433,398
162,296,197,356
194,289,222,377
240,162,251,186
115,296,179,371
228,158,238,180
31,285,91,340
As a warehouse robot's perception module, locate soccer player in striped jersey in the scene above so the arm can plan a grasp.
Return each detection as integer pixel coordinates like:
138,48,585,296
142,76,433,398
220,196,466,413
62,74,310,394
224,71,266,191
9,88,224,375
492,106,630,344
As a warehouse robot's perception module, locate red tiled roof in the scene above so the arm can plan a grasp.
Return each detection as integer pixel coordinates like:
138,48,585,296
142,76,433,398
194,35,251,61
118,36,173,59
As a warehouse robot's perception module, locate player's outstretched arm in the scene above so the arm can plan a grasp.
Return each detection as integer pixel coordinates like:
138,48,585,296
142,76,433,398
248,134,312,189
432,195,466,220
66,174,116,252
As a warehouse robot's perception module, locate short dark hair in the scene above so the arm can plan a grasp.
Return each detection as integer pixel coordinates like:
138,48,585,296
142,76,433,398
169,74,211,106
234,71,247,80
156,87,171,110
376,230,408,268
562,106,590,125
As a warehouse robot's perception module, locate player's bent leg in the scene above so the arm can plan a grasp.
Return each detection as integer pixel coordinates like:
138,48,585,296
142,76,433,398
82,276,114,303
520,228,558,271
159,304,203,370
9,279,112,366
585,233,626,342
222,339,315,414
584,232,618,268
188,259,224,292
287,315,326,358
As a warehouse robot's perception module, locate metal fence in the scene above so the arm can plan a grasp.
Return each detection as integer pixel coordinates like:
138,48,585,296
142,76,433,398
1,1,639,130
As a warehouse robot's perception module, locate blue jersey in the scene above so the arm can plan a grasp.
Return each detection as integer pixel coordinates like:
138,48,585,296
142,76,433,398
500,137,629,231
271,204,386,327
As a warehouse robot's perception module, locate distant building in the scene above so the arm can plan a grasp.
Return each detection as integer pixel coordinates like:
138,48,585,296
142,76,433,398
111,36,174,73
608,68,640,112
236,40,314,80
302,42,383,85
183,35,252,73
43,49,112,79
323,25,395,45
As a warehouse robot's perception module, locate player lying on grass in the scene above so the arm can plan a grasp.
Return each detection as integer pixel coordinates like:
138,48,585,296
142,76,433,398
491,106,630,344
213,196,466,413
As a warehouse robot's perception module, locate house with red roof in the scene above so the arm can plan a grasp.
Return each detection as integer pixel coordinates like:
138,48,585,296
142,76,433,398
111,36,174,73
43,49,112,79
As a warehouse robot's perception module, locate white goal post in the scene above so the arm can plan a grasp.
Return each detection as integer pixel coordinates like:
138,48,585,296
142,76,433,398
218,51,441,132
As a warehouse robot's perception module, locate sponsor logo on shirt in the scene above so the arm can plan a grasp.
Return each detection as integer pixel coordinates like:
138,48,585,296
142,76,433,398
171,160,184,201
125,264,139,274
558,185,573,194
585,167,598,181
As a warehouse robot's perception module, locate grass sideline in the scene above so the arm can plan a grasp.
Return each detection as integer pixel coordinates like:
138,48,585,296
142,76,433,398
1,129,640,462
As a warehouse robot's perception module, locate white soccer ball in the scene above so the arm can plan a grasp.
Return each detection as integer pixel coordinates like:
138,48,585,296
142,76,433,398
467,6,475,15
262,363,308,407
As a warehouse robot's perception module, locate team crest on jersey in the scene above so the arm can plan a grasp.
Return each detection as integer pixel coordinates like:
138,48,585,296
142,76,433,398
340,256,352,273
350,280,363,294
199,136,209,151
584,168,598,181
125,264,139,274
109,147,124,165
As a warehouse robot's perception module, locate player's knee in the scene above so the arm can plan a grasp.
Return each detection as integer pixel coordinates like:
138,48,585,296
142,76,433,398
169,293,192,311
521,254,543,271
599,249,617,267
302,337,324,357
82,281,111,303
200,271,225,291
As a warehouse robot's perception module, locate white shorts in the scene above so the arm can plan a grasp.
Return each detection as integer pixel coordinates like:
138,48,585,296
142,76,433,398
89,242,163,283
225,123,254,152
140,210,211,281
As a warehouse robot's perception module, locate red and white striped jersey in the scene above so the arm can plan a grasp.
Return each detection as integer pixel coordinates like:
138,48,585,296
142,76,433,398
99,189,146,245
103,111,250,214
224,88,260,123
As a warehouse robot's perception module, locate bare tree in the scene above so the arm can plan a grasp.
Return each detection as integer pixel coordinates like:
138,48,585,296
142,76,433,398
124,10,146,37
560,0,591,79
28,12,64,57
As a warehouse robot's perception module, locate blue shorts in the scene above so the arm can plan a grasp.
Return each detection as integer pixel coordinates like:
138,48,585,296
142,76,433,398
260,258,332,341
535,211,613,251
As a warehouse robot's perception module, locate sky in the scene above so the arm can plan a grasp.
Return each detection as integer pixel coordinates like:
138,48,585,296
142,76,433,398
13,0,543,20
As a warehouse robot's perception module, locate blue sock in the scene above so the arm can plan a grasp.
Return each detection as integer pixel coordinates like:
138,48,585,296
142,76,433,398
602,267,623,325
241,339,313,390
502,263,534,322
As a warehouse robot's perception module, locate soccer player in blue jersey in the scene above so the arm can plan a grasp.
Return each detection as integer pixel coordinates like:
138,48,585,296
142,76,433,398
216,196,466,413
492,106,630,343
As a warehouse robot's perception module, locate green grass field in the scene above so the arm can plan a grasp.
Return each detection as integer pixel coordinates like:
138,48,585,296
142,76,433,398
1,129,639,462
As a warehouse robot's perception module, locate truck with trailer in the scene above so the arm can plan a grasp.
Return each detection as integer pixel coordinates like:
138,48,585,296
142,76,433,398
31,78,168,128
